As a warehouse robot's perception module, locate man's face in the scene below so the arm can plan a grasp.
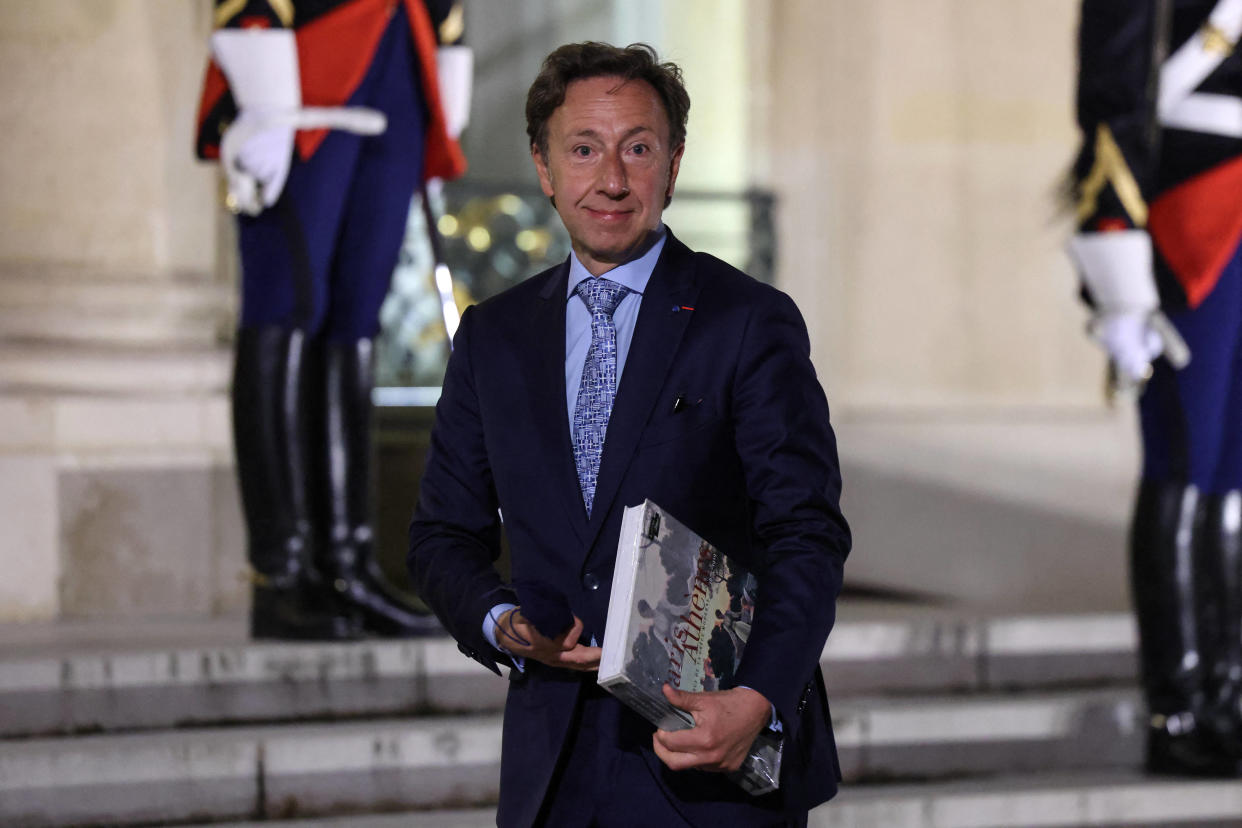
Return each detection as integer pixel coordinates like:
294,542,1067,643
532,75,684,276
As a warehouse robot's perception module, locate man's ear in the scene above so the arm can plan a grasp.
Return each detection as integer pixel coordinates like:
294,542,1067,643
664,143,685,207
531,144,555,198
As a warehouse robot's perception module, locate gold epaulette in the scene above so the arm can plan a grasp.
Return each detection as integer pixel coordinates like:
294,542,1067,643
439,2,464,44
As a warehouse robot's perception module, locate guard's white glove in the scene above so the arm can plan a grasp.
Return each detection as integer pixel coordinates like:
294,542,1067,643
224,111,295,213
1067,229,1191,393
211,29,300,215
436,45,473,139
211,28,387,216
1090,310,1164,384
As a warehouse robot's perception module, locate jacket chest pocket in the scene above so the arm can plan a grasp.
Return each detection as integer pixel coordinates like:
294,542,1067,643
637,396,726,449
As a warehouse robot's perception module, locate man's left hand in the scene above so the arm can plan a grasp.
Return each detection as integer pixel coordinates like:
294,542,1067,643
652,684,772,773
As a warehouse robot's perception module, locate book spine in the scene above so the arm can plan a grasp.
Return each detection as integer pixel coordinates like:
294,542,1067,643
599,674,693,732
598,503,647,683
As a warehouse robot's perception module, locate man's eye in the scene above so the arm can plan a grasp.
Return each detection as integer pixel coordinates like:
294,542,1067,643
573,146,592,157
631,144,648,155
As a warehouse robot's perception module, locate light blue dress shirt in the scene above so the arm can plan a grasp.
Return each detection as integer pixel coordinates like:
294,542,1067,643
483,228,667,657
562,229,667,420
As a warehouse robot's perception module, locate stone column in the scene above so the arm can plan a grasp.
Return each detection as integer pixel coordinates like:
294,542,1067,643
758,0,1104,410
0,1,242,620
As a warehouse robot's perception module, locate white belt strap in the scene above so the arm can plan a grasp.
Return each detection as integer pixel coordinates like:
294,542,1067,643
1158,0,1242,136
1161,92,1242,135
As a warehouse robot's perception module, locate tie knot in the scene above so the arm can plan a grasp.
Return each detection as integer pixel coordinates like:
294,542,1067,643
576,277,630,318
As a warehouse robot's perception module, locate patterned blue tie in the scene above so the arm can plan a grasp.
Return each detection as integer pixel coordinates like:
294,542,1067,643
572,277,630,516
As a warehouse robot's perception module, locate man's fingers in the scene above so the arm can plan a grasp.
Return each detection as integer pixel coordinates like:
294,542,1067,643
662,682,699,711
652,736,701,771
497,610,534,651
556,616,585,651
655,704,721,763
499,609,599,670
552,645,601,671
652,688,768,774
654,726,707,754
653,729,732,772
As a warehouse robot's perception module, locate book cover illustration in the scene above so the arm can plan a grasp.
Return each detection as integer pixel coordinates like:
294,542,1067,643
599,499,782,795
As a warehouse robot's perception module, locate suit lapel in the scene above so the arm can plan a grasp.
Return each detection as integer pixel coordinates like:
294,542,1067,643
529,262,588,545
585,233,700,548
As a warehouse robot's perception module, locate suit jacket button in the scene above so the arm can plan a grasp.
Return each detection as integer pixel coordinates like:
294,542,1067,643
583,572,600,590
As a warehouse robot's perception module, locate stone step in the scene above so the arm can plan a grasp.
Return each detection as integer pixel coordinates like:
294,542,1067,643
195,811,500,828
0,612,1136,738
189,772,1242,828
0,715,503,828
818,772,1242,828
0,635,508,738
0,688,1145,827
827,609,1136,694
834,687,1142,783
0,343,230,396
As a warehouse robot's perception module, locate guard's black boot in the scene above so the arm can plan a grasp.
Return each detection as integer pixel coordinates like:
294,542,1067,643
1197,490,1242,764
233,327,360,641
1132,481,1240,776
319,338,443,637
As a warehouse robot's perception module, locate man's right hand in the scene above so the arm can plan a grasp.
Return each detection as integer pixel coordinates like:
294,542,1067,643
496,608,601,671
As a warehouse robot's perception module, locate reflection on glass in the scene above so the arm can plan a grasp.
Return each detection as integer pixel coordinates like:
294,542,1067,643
376,187,572,390
376,186,775,392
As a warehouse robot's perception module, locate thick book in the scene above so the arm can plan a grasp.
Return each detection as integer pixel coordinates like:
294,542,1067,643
598,499,782,795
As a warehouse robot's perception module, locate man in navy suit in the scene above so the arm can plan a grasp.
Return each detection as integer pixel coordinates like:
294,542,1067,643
409,41,850,827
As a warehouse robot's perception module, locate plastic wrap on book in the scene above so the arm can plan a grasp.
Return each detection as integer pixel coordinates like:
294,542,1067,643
598,499,782,795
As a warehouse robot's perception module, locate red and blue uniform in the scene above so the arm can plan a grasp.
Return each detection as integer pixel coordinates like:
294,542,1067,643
197,0,466,641
1073,0,1242,492
1072,0,1242,776
196,0,466,339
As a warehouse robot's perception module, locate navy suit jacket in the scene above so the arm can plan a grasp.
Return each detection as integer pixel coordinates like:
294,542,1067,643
409,230,850,826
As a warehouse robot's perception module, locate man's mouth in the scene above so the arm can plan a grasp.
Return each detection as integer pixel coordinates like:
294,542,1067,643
584,207,634,222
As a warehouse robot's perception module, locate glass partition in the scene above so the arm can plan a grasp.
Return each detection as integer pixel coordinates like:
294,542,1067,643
374,183,775,399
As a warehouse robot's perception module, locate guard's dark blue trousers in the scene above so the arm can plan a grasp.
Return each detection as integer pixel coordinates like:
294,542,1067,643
1141,239,1242,493
236,2,425,343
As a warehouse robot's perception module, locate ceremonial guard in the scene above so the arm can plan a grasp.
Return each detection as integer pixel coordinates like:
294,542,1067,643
1068,0,1242,776
195,0,469,639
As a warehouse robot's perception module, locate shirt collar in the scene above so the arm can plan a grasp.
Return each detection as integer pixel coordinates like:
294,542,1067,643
565,225,667,301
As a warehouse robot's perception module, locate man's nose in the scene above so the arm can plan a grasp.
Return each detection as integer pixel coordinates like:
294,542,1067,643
598,151,629,197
